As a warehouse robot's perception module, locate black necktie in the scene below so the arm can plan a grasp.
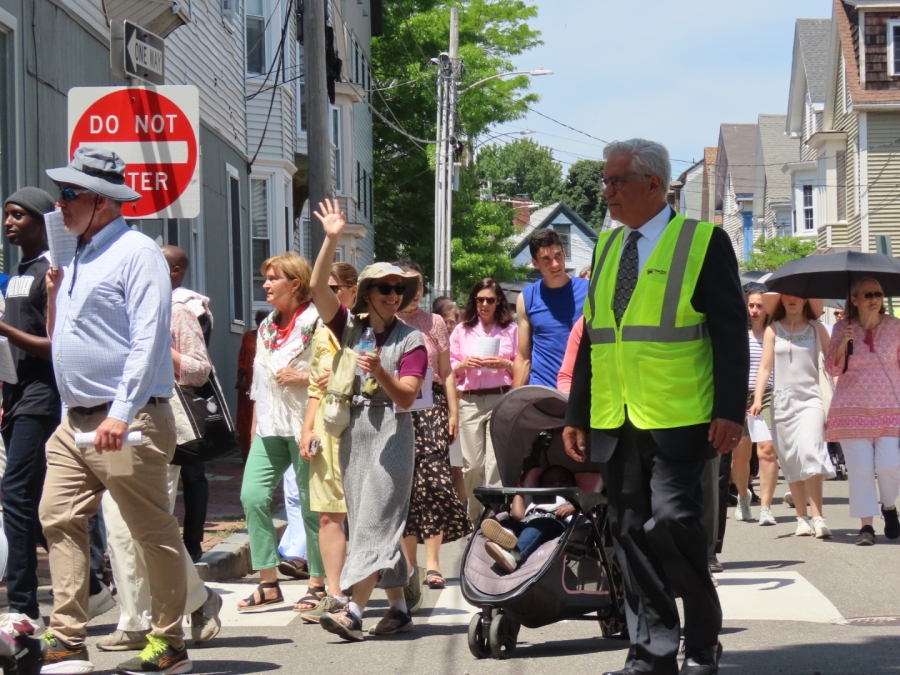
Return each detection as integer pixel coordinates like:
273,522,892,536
614,230,642,325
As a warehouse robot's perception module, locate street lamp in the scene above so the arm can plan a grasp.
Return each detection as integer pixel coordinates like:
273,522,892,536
434,66,553,297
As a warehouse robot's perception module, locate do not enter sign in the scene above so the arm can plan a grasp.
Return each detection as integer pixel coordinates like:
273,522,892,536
67,86,200,219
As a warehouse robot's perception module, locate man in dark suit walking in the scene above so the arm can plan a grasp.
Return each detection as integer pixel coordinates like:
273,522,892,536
564,139,748,675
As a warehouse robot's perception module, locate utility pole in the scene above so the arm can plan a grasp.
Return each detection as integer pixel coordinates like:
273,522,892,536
305,0,332,257
433,8,459,298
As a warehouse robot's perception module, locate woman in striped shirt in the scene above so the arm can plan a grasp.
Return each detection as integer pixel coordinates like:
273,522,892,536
733,287,779,526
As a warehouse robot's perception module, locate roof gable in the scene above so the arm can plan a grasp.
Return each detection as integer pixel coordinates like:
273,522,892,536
510,202,598,258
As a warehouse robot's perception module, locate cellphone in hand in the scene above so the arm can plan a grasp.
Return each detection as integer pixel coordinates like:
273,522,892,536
309,438,321,457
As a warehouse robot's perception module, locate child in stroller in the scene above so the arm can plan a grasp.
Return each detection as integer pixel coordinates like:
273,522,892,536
482,466,577,573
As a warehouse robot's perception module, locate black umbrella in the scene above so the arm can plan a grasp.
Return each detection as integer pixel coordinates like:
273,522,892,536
764,251,900,299
740,270,770,285
764,251,900,372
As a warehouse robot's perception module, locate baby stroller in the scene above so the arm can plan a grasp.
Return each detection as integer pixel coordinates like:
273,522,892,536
461,386,624,660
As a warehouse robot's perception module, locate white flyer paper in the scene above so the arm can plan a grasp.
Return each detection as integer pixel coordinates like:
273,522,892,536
45,209,78,271
474,337,500,358
0,337,16,384
747,414,771,443
393,367,435,413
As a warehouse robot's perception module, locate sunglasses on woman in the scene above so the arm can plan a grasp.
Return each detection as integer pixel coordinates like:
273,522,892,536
475,296,497,305
861,291,884,299
372,282,407,296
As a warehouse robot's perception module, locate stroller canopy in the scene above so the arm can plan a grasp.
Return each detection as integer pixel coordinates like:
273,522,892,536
489,385,602,486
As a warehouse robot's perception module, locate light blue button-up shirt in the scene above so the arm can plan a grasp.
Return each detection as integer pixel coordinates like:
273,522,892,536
52,216,174,424
622,206,674,274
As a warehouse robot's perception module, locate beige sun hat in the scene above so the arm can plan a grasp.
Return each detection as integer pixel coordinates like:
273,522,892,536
761,292,824,318
353,262,419,314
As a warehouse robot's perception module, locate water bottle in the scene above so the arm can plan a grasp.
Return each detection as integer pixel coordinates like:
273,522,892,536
357,327,377,377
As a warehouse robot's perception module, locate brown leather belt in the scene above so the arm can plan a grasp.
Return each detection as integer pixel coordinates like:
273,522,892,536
70,397,169,416
462,386,510,397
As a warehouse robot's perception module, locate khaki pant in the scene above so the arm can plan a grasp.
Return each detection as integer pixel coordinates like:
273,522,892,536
39,403,186,645
458,392,503,523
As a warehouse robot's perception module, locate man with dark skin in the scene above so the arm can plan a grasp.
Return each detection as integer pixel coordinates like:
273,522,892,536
0,188,61,635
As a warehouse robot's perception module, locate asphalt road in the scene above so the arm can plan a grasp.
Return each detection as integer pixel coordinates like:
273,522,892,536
53,476,900,674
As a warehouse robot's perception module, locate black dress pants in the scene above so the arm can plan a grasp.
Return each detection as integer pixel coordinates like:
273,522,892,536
179,461,208,560
603,420,722,675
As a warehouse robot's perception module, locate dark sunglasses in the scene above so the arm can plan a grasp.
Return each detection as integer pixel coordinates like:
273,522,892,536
59,187,90,201
372,282,407,296
861,291,884,299
475,296,497,305
329,285,341,293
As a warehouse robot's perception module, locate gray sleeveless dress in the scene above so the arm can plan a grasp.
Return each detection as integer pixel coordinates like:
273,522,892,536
338,316,425,590
771,321,834,483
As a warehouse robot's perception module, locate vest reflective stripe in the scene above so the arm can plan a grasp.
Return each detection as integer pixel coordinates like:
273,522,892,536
585,214,715,429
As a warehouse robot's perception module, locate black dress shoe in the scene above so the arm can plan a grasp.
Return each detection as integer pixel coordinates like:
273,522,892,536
602,670,640,675
680,642,722,675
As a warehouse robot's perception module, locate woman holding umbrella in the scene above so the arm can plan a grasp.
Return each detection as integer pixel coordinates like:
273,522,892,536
751,294,834,539
823,277,900,545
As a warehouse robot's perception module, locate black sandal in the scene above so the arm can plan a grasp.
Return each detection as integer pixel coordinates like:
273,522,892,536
293,585,327,612
425,570,446,589
237,582,284,613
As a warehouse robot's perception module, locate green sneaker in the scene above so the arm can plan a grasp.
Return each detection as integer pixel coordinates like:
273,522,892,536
300,595,348,624
114,635,192,674
40,631,95,674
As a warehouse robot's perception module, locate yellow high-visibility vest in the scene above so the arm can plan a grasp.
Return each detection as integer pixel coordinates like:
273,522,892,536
584,214,715,429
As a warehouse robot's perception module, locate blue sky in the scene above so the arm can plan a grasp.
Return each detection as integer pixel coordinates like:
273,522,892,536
490,0,833,178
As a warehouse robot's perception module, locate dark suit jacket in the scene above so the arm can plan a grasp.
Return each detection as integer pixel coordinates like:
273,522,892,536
565,218,749,462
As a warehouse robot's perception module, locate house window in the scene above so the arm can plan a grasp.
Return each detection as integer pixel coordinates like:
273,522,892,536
227,166,245,323
555,224,571,258
299,83,307,132
167,219,179,245
246,0,266,75
803,185,815,231
836,151,847,222
331,106,342,192
250,178,271,304
889,21,900,76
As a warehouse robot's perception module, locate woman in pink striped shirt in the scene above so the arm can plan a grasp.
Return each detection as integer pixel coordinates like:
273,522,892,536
450,279,518,524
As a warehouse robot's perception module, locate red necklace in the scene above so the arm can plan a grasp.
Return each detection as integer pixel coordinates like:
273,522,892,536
267,302,309,350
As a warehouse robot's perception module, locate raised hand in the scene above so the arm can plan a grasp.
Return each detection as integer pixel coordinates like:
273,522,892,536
313,198,347,239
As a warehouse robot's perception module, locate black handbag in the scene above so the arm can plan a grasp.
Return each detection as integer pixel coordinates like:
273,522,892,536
171,368,239,466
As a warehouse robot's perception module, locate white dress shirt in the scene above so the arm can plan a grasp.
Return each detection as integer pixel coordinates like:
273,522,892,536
621,206,674,273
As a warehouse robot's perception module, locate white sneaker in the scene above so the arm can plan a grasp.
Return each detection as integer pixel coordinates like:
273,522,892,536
758,506,777,526
794,517,815,537
88,584,116,620
783,491,795,508
734,493,753,522
484,541,518,573
0,612,44,637
812,516,832,539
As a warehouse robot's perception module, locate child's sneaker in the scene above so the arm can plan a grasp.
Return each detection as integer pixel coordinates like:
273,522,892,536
320,606,364,642
40,631,95,674
481,519,518,550
114,635,191,674
485,541,519,574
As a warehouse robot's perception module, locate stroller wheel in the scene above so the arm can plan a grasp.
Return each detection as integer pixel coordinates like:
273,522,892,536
840,465,848,481
489,613,519,659
467,613,491,659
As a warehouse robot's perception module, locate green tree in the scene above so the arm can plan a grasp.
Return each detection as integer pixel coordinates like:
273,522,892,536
371,0,541,283
743,234,818,272
558,159,606,230
475,138,562,205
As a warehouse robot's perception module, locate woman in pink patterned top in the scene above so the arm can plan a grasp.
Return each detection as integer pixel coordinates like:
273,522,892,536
825,277,900,546
396,260,470,591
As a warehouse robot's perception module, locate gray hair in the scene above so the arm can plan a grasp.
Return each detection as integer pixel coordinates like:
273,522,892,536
603,139,671,193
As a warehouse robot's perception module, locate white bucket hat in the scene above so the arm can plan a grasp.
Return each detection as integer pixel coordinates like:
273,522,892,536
46,146,142,202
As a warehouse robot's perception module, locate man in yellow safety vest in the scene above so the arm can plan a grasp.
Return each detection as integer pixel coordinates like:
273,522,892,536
564,139,748,675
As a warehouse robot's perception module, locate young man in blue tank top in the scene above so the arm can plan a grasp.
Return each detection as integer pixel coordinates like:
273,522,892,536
513,229,589,388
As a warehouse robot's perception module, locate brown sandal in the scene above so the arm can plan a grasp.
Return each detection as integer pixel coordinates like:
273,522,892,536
237,582,284,613
425,570,446,589
293,585,327,612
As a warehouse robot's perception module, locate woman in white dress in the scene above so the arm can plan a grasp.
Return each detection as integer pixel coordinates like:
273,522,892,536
751,294,834,539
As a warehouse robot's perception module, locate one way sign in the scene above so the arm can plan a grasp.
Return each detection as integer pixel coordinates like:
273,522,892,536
110,21,165,86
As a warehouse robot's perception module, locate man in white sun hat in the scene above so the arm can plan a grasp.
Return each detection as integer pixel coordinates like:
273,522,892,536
39,146,191,675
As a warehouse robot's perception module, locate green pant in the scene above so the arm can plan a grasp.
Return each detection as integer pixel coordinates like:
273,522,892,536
241,435,323,576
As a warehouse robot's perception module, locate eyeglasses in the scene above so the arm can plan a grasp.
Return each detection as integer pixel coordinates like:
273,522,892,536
58,187,90,201
861,291,884,299
475,296,497,305
600,174,651,191
372,282,407,296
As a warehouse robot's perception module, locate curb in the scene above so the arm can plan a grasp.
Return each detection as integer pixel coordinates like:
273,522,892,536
195,518,287,582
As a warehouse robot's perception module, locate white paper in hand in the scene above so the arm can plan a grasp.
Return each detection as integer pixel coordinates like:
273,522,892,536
44,209,78,271
474,337,500,358
0,337,16,384
746,414,771,443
